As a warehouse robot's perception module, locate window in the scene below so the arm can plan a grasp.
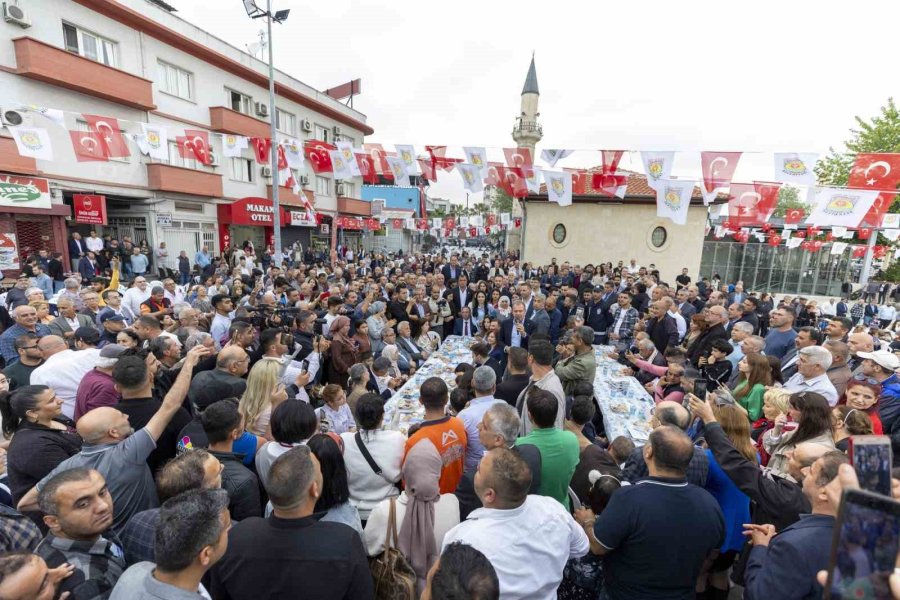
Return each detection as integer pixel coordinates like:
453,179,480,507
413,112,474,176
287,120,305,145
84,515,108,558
167,141,200,170
275,109,296,136
63,23,117,67
316,176,330,196
342,135,356,147
157,61,194,100
228,89,252,115
231,158,254,183
552,223,567,245
651,226,668,248
314,124,329,143
341,182,355,198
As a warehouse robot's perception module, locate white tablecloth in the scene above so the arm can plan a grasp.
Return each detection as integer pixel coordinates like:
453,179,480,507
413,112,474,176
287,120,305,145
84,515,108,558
383,335,474,435
591,345,655,443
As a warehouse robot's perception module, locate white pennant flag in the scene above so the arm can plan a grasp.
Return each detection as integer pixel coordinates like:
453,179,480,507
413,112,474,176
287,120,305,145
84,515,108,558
542,170,572,207
500,212,511,225
7,126,53,161
525,169,542,194
460,216,469,228
470,215,484,227
641,151,675,190
463,147,488,176
831,226,848,239
16,105,66,129
773,153,818,186
882,213,900,229
432,218,442,229
786,237,803,249
280,138,305,170
222,134,248,158
883,229,900,242
384,156,409,186
329,150,355,180
136,123,169,160
808,187,880,228
394,145,419,175
405,218,416,229
541,149,573,167
655,179,695,225
335,141,360,176
456,164,484,193
831,242,849,255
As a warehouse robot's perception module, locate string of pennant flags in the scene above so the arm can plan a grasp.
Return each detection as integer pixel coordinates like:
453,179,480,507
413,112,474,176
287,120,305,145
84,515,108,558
4,103,900,244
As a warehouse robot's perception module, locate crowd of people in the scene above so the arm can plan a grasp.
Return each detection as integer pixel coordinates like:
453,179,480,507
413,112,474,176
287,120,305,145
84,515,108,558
0,236,897,599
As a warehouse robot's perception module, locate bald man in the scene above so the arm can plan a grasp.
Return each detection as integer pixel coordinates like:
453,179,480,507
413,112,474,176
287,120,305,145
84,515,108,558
30,335,100,419
848,331,875,374
18,346,208,533
187,346,249,412
686,305,730,368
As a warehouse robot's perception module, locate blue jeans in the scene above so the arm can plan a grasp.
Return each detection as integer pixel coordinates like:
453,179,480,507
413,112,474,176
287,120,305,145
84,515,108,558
179,272,191,285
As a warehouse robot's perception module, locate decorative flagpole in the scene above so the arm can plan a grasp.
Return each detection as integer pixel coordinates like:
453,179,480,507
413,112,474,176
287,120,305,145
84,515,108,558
265,0,282,260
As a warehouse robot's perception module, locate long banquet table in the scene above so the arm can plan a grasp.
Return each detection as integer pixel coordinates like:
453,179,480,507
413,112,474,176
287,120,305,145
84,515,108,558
383,336,655,443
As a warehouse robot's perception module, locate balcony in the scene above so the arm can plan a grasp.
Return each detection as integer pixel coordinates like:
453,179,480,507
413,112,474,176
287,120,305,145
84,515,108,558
13,37,155,110
337,196,372,216
267,185,313,209
0,136,37,175
209,107,271,139
147,164,222,197
512,120,542,137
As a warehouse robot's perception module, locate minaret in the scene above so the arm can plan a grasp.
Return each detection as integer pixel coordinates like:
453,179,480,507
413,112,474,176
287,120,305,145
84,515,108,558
506,55,542,254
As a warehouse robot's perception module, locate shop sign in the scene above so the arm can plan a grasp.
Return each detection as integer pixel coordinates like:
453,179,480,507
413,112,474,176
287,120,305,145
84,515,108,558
73,194,107,225
336,216,365,230
157,212,173,227
289,211,317,227
0,175,51,209
319,223,330,235
0,233,20,270
227,197,289,226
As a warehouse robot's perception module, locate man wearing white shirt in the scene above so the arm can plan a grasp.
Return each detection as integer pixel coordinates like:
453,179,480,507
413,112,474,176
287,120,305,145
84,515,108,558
122,276,151,319
662,297,686,342
85,230,104,254
442,447,589,600
209,295,235,350
625,258,641,275
162,278,185,306
878,303,897,329
30,334,101,419
782,345,839,406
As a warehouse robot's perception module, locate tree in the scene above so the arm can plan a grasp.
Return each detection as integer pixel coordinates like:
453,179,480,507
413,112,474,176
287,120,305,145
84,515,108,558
772,185,810,218
489,187,514,215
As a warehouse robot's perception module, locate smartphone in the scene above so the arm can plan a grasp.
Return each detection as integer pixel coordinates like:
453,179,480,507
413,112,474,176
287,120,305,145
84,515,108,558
848,435,893,497
824,489,900,599
693,380,708,403
575,306,584,320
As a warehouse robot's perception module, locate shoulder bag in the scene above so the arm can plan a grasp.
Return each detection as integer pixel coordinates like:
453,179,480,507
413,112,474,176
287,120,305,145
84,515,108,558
369,497,416,600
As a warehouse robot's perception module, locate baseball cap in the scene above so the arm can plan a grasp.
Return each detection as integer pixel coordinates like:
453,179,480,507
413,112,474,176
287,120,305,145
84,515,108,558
99,312,125,324
74,327,100,344
99,344,126,359
857,350,900,372
592,285,604,292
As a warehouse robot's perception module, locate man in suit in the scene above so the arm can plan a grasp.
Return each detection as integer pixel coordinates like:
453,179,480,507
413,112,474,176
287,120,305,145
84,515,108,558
517,282,536,322
495,347,530,407
727,283,746,306
498,301,532,349
530,294,551,337
781,326,824,381
835,298,849,318
687,305,730,369
645,301,679,354
724,303,744,335
388,286,413,324
740,297,761,334
77,251,99,283
441,255,466,284
396,321,428,363
625,338,669,386
68,232,86,273
471,341,504,381
49,297,97,346
453,306,479,337
675,288,698,320
447,275,471,318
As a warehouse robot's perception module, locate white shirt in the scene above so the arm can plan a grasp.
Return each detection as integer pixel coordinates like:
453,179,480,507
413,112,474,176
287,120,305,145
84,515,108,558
612,305,628,336
878,305,897,321
163,288,185,306
122,287,151,319
209,313,233,350
668,310,687,341
340,429,405,520
279,353,321,403
783,372,839,406
442,494,589,600
85,236,104,253
31,348,100,419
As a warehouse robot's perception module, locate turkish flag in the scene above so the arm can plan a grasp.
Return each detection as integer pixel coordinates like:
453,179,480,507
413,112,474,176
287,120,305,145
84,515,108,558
365,218,380,231
83,114,130,158
304,141,335,174
768,234,782,247
182,130,211,165
445,217,456,229
363,143,391,177
847,154,900,226
277,145,288,170
852,245,867,258
601,150,625,174
701,151,742,193
486,214,497,227
250,138,271,164
784,207,806,224
728,182,775,226
500,167,528,198
426,146,461,172
503,147,534,179
469,227,477,237
484,163,503,187
591,172,628,197
564,169,588,195
857,227,872,240
391,218,403,229
861,192,898,227
417,159,437,182
416,219,428,230
874,245,888,259
69,130,109,162
355,153,378,184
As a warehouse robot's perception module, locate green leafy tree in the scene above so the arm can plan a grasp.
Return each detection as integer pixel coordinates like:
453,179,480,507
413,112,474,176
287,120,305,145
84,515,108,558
490,188,514,215
772,185,810,218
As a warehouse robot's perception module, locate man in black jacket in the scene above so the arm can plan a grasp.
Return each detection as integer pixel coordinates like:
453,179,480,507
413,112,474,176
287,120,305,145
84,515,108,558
739,297,761,334
687,305,730,369
210,446,373,599
201,399,261,522
645,301,679,354
495,347,530,406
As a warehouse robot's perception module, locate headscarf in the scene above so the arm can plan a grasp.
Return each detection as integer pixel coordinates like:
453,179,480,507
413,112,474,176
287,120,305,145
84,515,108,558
381,344,401,378
398,439,442,592
330,315,351,342
497,296,512,319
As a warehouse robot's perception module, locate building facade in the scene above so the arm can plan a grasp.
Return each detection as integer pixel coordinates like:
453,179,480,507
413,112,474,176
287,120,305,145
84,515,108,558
0,0,372,274
507,56,542,255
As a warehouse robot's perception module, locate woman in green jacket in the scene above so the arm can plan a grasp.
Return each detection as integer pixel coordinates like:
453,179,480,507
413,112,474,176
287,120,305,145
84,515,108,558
730,353,772,421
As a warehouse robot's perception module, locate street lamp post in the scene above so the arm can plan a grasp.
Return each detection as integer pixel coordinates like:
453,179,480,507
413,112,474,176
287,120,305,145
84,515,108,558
242,0,289,261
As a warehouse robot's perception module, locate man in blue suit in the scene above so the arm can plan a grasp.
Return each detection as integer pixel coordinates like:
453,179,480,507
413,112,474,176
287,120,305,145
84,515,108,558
453,306,479,337
498,301,533,349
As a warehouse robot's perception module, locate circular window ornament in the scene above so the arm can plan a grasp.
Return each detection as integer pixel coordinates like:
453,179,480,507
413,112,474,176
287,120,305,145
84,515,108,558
650,226,667,248
552,223,567,244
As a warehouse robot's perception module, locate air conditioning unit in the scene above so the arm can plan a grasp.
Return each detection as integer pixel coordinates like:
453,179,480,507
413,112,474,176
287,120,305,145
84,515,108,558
261,165,273,178
299,175,309,186
3,3,31,28
335,182,346,196
0,107,25,127
300,119,312,132
332,125,342,137
208,151,219,167
254,102,269,118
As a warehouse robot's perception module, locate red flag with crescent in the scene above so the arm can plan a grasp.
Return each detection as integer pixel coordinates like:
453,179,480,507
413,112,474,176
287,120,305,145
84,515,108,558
852,245,867,258
304,141,335,174
564,169,588,195
83,114,130,158
426,146,461,172
362,143,391,179
182,129,211,165
503,147,534,179
391,218,403,229
700,152,742,193
355,153,378,184
69,130,109,162
444,217,456,229
847,154,900,226
250,137,271,164
417,159,437,182
784,207,806,224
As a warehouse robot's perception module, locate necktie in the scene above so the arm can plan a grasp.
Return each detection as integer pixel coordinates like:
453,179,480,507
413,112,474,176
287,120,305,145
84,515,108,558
464,321,469,336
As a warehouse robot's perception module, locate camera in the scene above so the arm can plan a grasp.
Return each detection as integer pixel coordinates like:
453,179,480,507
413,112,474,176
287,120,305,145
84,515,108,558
438,299,448,307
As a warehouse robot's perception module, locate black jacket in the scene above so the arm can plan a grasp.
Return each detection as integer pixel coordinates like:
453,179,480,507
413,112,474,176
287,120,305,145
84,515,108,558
208,450,262,522
495,373,530,407
646,315,679,354
704,421,808,531
454,443,542,520
6,419,81,504
687,324,729,368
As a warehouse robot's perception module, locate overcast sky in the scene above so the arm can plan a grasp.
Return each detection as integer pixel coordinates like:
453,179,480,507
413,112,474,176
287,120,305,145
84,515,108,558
175,0,900,205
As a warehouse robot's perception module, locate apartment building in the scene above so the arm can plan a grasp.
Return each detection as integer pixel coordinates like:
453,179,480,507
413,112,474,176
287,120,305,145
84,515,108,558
0,0,373,273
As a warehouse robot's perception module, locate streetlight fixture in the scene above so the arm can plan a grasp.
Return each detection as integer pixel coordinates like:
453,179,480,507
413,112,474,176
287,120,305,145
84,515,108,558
241,0,288,260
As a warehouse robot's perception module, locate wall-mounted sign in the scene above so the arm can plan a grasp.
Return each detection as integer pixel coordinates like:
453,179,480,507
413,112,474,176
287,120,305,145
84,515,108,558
73,194,107,225
157,212,173,227
0,175,51,209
